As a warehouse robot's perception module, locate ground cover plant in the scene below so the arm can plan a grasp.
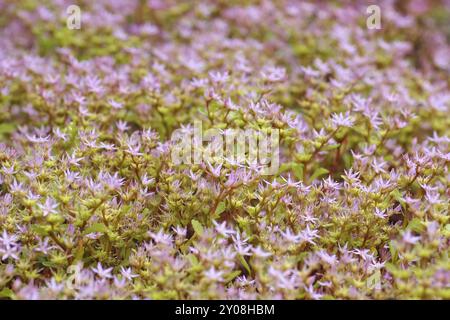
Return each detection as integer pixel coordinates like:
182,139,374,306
0,0,449,299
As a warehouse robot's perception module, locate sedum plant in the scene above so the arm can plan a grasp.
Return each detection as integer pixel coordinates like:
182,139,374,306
0,0,449,299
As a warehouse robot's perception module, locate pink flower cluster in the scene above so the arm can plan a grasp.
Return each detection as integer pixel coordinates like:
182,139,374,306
0,0,449,299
